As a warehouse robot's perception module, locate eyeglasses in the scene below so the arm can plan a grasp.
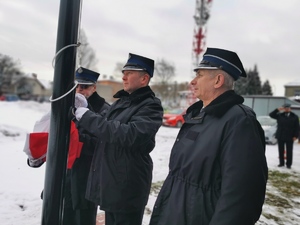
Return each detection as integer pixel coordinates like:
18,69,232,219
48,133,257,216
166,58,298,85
76,84,93,89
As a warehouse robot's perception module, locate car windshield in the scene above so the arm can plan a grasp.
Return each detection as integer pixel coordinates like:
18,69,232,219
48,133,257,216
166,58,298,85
257,116,277,126
167,109,185,114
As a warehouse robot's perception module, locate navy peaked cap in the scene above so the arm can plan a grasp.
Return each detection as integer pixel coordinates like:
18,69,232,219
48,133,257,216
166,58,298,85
194,47,247,80
282,103,291,108
122,53,155,77
75,67,100,84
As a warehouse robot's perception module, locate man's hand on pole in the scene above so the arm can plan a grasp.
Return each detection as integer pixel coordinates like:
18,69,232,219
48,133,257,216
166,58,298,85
75,107,89,121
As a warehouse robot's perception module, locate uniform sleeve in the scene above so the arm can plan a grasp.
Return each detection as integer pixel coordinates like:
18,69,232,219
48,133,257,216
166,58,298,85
269,108,279,119
293,115,300,138
209,116,268,225
77,100,163,148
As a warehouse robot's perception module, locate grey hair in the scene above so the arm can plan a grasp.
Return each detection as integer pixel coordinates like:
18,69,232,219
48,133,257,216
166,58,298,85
211,70,234,90
222,71,235,90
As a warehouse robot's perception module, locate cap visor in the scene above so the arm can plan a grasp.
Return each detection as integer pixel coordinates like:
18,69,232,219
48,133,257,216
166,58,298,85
193,65,219,72
76,79,95,85
122,66,144,72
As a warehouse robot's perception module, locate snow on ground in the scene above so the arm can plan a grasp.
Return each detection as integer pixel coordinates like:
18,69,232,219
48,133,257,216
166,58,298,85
1,101,300,225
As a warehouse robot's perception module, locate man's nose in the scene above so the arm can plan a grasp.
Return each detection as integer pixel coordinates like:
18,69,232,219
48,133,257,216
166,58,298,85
190,78,196,85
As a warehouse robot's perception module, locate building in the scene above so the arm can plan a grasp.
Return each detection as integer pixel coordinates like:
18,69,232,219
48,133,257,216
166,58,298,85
4,73,52,101
284,80,300,97
97,75,123,103
243,95,300,117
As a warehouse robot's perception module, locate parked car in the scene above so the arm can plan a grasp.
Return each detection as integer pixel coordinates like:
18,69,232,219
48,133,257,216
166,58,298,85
163,108,186,128
257,115,278,145
4,94,20,102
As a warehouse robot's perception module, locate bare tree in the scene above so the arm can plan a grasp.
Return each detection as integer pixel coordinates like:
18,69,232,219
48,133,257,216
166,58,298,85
0,54,23,92
112,62,125,80
77,29,98,70
153,58,176,104
154,58,175,84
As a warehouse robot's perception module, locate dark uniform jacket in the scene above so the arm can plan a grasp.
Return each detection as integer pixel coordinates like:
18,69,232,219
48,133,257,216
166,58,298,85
77,86,163,213
150,90,268,225
68,92,110,209
269,109,299,141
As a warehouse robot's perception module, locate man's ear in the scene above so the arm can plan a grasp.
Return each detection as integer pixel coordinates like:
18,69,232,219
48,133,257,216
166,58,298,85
143,74,151,84
214,73,224,88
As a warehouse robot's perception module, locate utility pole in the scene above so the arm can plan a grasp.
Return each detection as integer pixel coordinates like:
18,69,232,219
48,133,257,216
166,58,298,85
41,0,82,224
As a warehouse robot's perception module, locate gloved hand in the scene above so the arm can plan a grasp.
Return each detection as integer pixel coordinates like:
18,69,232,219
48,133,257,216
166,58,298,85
27,158,45,168
75,93,88,108
75,107,89,120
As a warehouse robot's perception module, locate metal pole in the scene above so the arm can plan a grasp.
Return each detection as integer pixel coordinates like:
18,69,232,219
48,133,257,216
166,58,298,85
41,0,82,224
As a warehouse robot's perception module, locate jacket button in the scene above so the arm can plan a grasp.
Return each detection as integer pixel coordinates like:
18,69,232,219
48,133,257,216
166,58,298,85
176,138,179,141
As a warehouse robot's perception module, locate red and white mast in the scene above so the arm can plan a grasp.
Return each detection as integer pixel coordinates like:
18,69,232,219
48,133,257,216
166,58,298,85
192,0,213,67
188,0,213,106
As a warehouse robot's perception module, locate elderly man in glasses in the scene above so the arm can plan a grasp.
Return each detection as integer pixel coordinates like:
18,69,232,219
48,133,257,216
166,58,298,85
76,67,102,100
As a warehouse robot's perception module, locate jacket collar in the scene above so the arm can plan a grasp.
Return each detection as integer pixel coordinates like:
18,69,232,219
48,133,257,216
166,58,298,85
113,86,155,102
87,91,106,112
187,90,244,118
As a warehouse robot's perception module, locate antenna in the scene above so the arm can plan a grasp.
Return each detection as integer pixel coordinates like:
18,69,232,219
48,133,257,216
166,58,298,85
192,0,213,68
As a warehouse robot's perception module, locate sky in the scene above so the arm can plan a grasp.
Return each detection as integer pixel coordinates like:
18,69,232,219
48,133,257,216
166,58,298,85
1,100,300,224
1,0,300,96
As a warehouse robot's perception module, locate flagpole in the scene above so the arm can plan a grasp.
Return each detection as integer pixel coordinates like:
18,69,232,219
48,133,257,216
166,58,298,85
41,0,82,224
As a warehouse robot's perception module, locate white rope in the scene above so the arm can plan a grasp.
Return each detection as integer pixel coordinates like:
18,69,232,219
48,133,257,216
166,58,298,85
49,40,81,102
49,43,81,102
52,43,81,68
50,1,83,103
49,80,78,102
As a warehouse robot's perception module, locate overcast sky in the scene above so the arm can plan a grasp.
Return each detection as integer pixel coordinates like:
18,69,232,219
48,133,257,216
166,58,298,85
1,0,299,96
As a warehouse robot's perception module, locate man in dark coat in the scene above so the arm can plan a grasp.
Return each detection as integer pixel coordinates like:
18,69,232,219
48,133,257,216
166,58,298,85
149,48,268,225
269,103,299,169
27,67,110,225
74,53,163,225
63,67,110,225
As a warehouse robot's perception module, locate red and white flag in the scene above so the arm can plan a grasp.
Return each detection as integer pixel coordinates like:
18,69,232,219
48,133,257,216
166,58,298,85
23,111,83,169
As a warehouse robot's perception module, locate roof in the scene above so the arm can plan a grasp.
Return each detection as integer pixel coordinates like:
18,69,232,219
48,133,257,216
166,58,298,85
284,79,300,87
12,73,52,89
38,79,52,89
